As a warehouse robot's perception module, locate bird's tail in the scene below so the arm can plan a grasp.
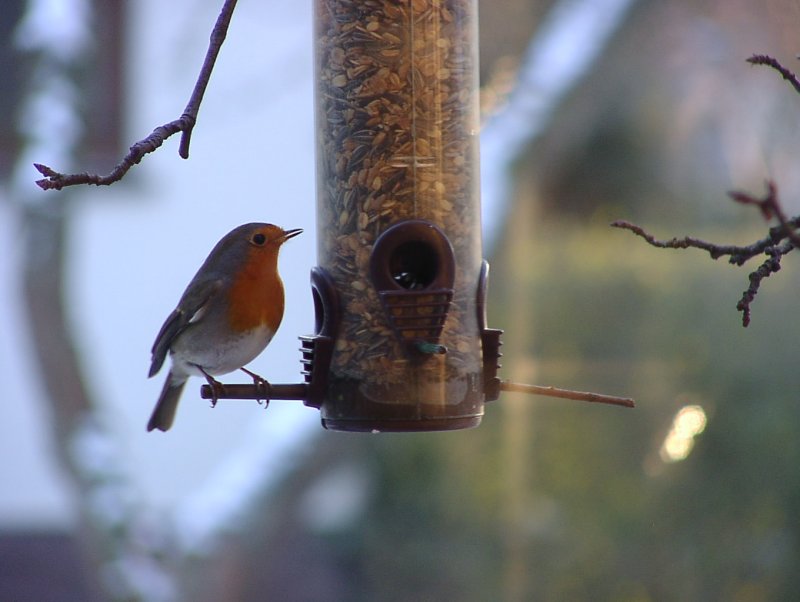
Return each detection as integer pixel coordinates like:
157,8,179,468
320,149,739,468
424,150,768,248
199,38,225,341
148,372,186,432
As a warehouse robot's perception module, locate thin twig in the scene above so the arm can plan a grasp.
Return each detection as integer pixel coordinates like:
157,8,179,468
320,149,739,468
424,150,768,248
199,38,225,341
612,55,800,327
736,241,792,327
499,381,635,408
609,220,754,261
612,182,798,326
609,215,797,267
177,0,238,159
747,54,800,95
728,180,800,248
35,0,239,191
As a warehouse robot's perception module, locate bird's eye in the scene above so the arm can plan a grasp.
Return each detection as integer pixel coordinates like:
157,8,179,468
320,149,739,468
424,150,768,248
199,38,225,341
251,232,266,246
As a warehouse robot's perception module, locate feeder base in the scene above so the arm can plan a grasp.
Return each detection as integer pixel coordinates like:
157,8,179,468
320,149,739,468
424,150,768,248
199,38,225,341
322,415,482,433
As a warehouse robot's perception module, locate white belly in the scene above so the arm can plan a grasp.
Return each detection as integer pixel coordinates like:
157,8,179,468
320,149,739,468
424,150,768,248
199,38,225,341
171,325,274,377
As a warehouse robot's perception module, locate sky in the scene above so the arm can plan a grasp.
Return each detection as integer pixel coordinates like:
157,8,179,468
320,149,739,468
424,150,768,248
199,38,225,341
3,0,320,532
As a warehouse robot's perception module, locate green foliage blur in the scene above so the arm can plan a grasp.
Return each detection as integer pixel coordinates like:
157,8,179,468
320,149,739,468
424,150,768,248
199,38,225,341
288,216,800,601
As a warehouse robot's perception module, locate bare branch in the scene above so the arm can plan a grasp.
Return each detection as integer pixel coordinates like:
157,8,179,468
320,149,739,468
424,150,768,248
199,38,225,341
747,53,800,95
612,181,798,326
728,180,800,248
612,55,800,327
609,220,752,261
736,241,792,327
35,0,239,191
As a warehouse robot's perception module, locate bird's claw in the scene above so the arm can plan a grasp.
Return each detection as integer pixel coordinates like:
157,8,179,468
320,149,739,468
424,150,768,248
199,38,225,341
240,367,271,408
207,379,224,408
197,366,224,408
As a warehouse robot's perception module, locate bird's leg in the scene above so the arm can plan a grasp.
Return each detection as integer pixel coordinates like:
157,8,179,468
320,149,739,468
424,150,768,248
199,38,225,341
196,365,224,408
240,367,271,408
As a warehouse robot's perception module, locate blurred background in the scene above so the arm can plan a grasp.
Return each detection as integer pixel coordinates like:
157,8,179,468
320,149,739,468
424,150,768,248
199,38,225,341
2,0,800,600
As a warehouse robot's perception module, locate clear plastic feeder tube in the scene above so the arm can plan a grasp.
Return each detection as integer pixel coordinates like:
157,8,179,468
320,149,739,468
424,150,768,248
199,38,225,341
313,0,483,430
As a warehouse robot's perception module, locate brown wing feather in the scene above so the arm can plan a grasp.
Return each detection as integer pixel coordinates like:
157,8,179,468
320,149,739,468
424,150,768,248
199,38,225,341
148,279,223,377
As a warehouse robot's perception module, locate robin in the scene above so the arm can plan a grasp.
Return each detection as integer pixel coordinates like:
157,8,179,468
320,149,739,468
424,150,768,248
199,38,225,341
147,223,302,432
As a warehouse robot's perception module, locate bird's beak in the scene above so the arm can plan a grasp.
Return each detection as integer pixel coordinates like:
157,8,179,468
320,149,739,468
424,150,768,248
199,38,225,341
280,228,303,242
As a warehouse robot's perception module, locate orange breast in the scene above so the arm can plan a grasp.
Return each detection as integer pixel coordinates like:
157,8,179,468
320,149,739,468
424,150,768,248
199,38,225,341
226,250,285,334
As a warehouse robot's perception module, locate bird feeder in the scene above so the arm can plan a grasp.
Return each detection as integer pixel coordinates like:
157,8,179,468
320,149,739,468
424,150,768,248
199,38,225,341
304,0,497,431
201,0,633,428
